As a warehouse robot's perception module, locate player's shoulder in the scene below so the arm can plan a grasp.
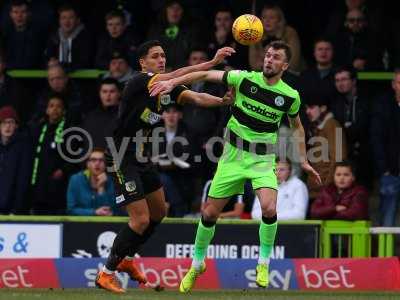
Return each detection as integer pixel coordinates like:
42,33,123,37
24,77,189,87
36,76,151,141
130,71,155,82
229,69,259,78
278,79,300,98
124,71,157,92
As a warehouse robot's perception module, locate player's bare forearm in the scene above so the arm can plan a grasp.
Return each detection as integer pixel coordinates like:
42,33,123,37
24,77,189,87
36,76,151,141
289,116,307,163
183,91,226,107
155,47,235,81
289,115,323,185
149,70,225,97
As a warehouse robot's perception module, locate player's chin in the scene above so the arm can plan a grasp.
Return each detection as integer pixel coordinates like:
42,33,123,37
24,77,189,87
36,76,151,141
157,66,166,73
263,70,276,78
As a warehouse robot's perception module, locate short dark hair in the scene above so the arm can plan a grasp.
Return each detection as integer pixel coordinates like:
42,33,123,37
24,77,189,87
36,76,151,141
99,78,121,91
215,6,233,16
58,4,78,17
314,37,333,48
276,156,292,169
188,47,208,58
105,10,126,23
47,93,66,107
10,0,29,9
265,40,292,63
334,65,357,80
137,40,163,59
335,160,356,175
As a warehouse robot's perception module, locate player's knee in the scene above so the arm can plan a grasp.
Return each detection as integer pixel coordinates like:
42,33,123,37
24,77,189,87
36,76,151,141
202,207,220,222
129,215,150,234
260,201,276,218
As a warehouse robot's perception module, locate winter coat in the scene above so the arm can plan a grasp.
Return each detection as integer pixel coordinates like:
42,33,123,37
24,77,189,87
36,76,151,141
0,131,32,214
370,92,400,177
46,24,93,69
311,184,369,220
307,112,348,199
67,170,115,216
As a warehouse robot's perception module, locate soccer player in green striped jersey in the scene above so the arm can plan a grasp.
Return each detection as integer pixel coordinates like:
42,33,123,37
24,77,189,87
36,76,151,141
150,40,322,292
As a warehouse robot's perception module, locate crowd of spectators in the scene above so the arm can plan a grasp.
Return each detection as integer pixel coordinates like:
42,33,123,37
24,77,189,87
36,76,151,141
0,0,399,226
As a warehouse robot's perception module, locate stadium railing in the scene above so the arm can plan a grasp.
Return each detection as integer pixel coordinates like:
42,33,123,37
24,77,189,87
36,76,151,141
321,220,371,258
369,227,400,257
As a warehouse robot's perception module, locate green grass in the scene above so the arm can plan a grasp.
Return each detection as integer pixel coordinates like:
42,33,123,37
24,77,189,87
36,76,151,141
0,289,399,300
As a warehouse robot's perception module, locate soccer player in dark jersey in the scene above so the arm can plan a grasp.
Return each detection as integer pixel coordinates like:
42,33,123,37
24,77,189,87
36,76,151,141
95,40,235,293
150,41,322,292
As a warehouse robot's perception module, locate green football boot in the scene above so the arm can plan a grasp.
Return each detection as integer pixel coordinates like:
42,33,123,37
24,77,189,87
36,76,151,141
256,264,269,288
179,263,206,293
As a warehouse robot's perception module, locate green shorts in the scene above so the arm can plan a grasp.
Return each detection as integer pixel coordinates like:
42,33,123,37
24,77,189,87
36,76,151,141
208,143,277,198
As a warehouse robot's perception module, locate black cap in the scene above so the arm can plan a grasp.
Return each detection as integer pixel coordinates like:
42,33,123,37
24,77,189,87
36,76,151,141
303,90,329,107
109,49,129,63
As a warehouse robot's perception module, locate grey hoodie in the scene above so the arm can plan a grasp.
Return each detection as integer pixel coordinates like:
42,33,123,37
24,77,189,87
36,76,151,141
58,24,85,63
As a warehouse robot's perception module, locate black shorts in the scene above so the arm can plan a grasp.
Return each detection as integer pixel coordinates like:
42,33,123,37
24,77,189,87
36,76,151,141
107,156,162,207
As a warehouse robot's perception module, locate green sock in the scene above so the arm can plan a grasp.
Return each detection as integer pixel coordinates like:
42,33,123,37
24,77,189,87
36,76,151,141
192,219,215,268
258,220,277,264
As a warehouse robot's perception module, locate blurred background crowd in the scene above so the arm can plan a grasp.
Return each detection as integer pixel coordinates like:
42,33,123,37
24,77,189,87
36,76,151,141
0,0,399,226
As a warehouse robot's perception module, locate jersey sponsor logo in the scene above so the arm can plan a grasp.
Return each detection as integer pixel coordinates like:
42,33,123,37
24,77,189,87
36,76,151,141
239,78,294,112
160,95,171,105
140,108,162,125
274,96,285,107
116,194,125,204
125,180,136,192
242,100,278,120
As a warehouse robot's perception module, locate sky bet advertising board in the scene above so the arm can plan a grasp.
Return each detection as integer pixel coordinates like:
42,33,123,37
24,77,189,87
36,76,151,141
1,258,399,290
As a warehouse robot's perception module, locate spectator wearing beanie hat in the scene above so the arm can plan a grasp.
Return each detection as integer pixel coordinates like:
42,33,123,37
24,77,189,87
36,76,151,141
0,106,32,214
101,49,135,86
304,91,347,201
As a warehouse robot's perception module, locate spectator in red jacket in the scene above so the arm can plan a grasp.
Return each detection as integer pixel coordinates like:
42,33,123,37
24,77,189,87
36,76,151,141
310,161,369,220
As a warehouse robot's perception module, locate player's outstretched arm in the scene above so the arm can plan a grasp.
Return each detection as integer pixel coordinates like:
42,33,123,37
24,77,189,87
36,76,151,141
150,70,225,96
289,115,322,185
155,47,235,82
179,87,235,107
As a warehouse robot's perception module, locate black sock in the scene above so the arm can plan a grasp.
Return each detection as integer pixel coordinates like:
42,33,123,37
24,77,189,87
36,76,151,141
105,224,143,271
201,216,216,227
262,215,277,224
126,220,161,257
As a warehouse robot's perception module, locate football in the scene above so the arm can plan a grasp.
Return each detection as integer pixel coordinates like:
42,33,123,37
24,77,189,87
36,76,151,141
232,14,264,46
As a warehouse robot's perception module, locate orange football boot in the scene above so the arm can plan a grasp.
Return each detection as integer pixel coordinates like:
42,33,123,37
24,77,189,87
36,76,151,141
95,270,125,293
117,259,147,284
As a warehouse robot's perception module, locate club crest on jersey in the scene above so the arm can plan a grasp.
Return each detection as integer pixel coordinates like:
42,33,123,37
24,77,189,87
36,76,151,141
274,96,285,107
140,108,162,125
125,180,136,192
160,95,171,105
250,86,258,94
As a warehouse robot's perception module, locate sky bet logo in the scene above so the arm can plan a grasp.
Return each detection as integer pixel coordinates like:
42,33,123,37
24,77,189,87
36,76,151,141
242,100,278,120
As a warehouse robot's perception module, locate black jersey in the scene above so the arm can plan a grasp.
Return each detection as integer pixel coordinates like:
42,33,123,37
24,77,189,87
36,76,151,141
112,72,188,156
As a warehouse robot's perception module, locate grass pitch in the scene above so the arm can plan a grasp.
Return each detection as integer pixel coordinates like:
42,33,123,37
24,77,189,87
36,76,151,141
0,289,399,300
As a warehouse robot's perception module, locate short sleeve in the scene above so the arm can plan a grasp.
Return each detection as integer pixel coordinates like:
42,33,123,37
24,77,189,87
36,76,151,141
171,85,189,106
123,72,157,98
222,70,243,87
287,92,301,118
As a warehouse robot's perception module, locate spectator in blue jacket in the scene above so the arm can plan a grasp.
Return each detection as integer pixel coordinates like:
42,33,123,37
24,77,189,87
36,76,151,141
67,149,116,216
0,106,31,214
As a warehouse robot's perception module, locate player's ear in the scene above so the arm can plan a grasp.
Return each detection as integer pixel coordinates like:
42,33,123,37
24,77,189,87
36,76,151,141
282,62,289,72
139,57,145,70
